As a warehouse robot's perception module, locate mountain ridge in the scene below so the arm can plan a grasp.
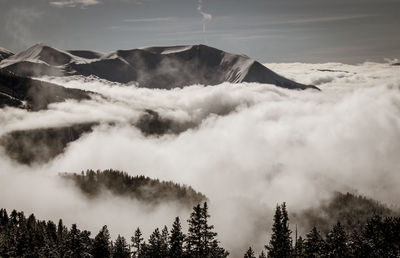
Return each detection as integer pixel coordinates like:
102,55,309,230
0,46,13,61
0,43,319,90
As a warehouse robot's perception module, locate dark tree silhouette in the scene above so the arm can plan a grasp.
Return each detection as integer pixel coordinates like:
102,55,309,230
244,246,256,258
293,236,305,257
144,228,163,258
169,217,185,258
325,222,349,257
266,203,292,257
112,235,130,258
92,225,111,258
131,227,143,258
160,226,169,257
304,227,325,257
186,202,228,258
0,198,400,257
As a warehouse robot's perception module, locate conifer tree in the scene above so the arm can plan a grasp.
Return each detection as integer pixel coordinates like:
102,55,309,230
112,235,130,258
160,226,169,257
65,224,86,257
266,203,292,257
131,227,144,258
244,246,256,258
259,250,267,258
186,203,203,256
209,239,229,258
186,202,227,257
169,217,185,258
146,227,163,258
281,203,292,253
92,225,111,258
200,202,217,256
325,222,349,257
304,226,325,257
293,236,305,257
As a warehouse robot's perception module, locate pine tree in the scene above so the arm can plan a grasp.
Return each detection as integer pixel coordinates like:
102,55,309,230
131,227,143,258
293,236,305,257
266,203,292,257
112,235,130,258
201,202,217,256
186,203,202,256
325,222,349,257
65,224,86,257
209,239,229,258
56,219,68,256
259,250,267,258
304,226,325,257
281,203,292,254
160,226,169,257
92,225,111,258
146,228,163,258
186,202,228,258
169,217,184,258
244,246,256,258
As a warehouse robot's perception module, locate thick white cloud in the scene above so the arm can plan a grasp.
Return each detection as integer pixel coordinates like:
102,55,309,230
1,61,400,256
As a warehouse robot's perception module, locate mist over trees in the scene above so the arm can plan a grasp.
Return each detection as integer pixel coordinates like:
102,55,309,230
1,197,400,257
61,169,207,208
1,170,399,257
293,192,395,235
0,202,228,258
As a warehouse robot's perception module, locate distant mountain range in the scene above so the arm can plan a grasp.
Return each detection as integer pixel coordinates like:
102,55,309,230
0,43,318,90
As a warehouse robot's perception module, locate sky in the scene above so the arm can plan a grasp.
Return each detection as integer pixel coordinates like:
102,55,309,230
0,0,399,65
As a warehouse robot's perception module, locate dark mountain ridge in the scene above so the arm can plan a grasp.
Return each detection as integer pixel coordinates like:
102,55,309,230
0,69,91,110
0,43,318,90
0,46,13,61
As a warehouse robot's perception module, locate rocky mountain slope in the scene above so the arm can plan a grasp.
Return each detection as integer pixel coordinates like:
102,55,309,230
0,44,318,90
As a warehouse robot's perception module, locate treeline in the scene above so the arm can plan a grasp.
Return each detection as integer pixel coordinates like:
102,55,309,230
246,203,400,258
61,169,207,208
0,202,228,258
1,202,400,257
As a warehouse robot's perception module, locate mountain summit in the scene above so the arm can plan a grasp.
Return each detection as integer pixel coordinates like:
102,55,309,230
0,44,318,90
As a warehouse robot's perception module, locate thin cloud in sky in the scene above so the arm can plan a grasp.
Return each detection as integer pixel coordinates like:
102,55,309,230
224,34,287,41
272,14,376,25
49,0,100,8
124,17,176,23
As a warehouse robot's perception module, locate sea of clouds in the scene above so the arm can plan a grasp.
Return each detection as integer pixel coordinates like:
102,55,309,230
0,61,400,257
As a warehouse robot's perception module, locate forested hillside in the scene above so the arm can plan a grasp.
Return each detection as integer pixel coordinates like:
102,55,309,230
294,192,395,234
61,169,207,208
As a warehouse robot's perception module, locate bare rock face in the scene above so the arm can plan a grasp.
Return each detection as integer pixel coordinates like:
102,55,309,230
0,43,318,90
